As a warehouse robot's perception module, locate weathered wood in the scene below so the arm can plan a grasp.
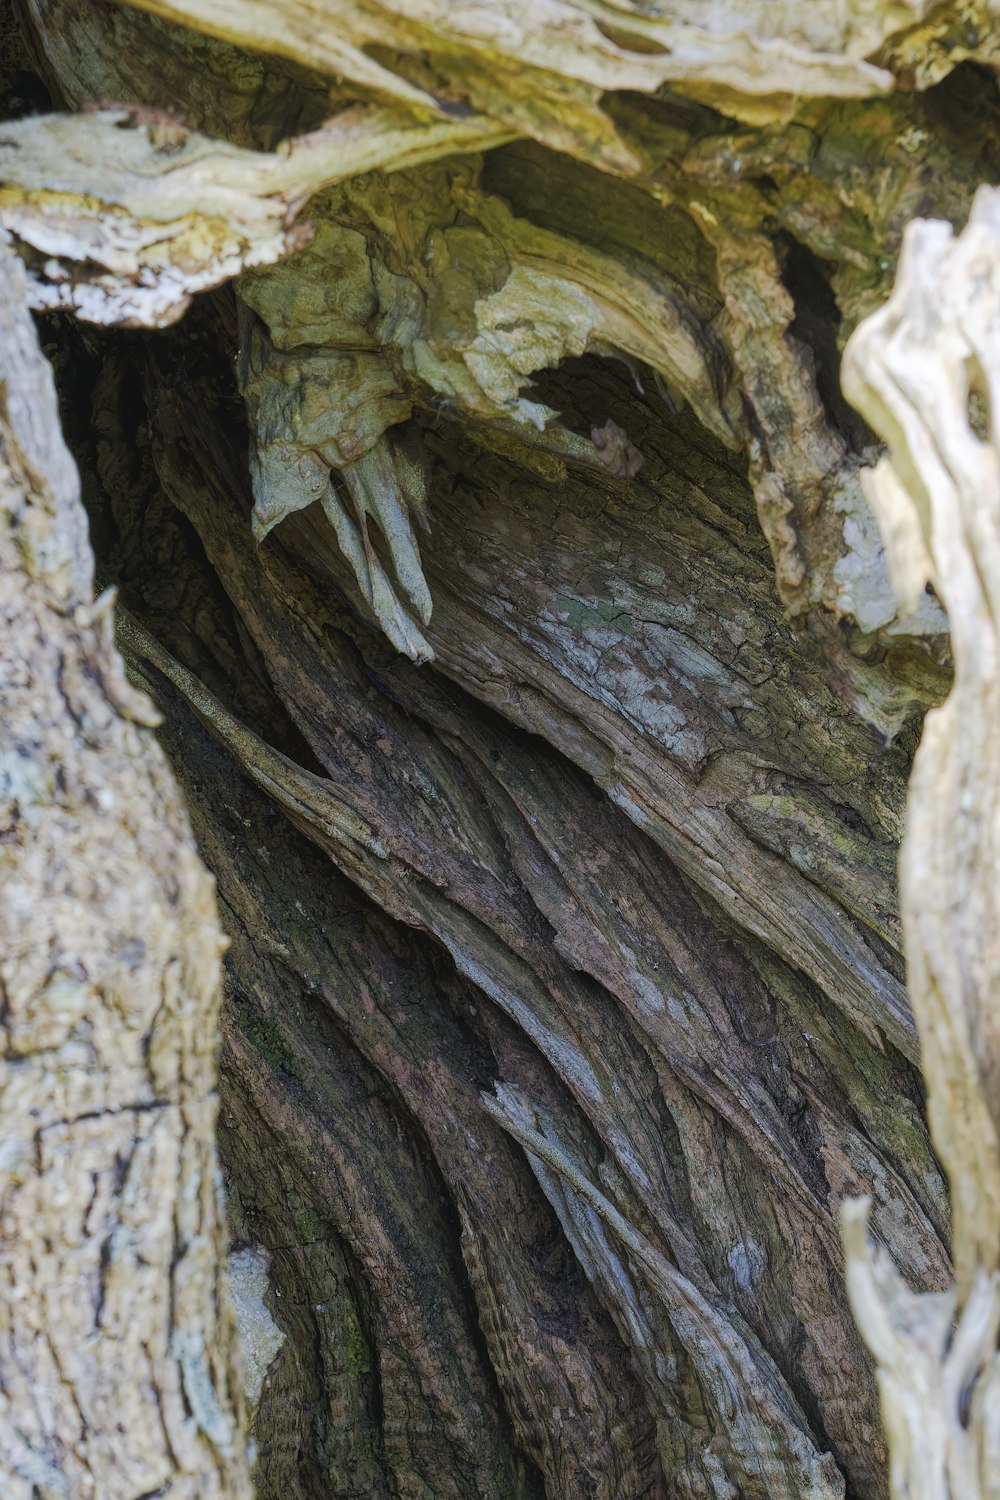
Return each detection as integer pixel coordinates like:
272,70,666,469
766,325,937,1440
19,0,996,630
84,302,941,1498
840,186,1000,1499
0,106,507,326
103,0,1000,148
0,242,252,1495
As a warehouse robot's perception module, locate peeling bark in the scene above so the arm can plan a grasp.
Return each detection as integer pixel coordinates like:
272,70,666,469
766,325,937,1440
0,106,507,326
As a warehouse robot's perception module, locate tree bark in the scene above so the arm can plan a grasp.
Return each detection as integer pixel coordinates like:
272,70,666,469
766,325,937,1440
2,3,995,1497
0,240,252,1495
838,183,1000,1500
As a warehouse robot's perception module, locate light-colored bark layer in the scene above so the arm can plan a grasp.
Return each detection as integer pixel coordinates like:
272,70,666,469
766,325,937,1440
840,187,1000,1499
0,241,252,1498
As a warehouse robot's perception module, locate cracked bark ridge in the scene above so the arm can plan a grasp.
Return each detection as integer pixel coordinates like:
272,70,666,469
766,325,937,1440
0,242,252,1498
106,307,953,1499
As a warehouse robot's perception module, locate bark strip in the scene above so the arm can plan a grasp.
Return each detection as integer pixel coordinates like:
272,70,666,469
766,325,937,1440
841,184,1000,1499
0,240,252,1498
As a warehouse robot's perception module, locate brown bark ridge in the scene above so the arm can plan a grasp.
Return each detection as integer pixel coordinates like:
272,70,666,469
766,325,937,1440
0,239,252,1496
4,1,995,1498
115,290,937,1500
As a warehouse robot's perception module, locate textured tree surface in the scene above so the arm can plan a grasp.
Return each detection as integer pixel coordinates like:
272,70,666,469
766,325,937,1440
0,241,252,1496
3,2,998,1497
840,184,1000,1500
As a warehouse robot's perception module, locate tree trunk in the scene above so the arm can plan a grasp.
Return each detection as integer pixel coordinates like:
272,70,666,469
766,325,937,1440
0,229,252,1497
2,3,994,1497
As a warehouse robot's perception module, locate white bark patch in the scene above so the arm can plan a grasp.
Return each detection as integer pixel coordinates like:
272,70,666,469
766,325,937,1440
728,1238,767,1293
227,1248,286,1416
